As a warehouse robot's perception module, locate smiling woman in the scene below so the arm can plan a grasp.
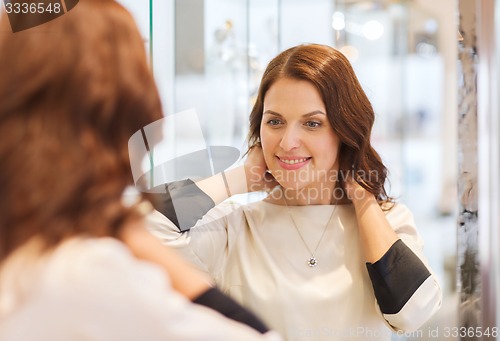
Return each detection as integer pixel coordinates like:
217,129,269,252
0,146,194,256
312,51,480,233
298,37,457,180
248,44,390,206
260,78,341,202
147,43,442,341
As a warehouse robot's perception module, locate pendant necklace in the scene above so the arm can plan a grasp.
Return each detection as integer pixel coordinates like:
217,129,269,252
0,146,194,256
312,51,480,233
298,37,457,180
283,197,337,268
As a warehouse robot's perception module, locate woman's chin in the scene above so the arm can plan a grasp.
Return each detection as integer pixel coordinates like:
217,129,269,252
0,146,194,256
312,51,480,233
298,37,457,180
275,181,307,192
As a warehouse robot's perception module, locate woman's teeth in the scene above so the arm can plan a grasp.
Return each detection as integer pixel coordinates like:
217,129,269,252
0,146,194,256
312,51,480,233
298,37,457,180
280,158,309,165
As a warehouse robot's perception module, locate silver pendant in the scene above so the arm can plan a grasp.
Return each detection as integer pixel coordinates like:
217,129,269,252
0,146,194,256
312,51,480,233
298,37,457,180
307,257,317,267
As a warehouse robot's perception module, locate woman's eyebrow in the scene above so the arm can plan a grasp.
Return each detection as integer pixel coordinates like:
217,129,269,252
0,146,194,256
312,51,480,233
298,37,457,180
263,110,326,117
303,110,327,117
263,110,282,117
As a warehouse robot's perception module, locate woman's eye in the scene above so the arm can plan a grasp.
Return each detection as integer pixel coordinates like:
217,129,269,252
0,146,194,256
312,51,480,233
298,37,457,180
267,119,282,126
305,121,321,128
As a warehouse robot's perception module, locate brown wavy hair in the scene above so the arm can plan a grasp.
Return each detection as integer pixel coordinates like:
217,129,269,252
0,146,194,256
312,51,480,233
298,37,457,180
248,44,392,206
0,0,163,260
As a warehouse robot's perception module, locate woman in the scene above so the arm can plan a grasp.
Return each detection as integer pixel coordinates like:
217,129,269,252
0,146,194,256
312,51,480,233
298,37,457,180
0,1,282,340
147,44,442,341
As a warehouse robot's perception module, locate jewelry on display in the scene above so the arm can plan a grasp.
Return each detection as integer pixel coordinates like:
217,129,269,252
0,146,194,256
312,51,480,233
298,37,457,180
283,197,337,268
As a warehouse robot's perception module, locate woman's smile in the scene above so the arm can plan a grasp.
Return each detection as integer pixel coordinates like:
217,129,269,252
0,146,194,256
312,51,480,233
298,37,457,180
276,156,312,170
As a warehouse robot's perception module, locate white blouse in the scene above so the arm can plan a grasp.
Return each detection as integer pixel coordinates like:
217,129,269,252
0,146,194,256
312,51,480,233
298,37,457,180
147,200,442,341
0,237,282,341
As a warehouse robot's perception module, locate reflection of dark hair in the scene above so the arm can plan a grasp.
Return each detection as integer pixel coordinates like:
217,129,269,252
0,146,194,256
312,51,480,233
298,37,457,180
0,0,163,260
248,44,392,206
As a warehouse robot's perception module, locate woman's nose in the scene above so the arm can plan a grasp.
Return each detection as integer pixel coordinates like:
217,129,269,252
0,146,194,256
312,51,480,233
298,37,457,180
279,125,301,151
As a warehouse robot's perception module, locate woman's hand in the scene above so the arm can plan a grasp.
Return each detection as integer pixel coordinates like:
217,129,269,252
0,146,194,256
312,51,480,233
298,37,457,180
343,176,375,205
344,177,377,209
244,143,279,193
195,144,279,204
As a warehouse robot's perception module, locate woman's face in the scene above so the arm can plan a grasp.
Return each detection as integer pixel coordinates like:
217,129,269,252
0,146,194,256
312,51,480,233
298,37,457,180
260,77,341,196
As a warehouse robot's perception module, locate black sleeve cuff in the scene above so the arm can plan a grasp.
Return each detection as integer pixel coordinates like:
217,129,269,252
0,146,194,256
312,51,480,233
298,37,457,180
193,287,269,334
148,179,215,232
366,239,431,314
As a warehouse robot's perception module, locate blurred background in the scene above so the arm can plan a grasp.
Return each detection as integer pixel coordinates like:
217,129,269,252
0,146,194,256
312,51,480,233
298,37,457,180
119,1,500,339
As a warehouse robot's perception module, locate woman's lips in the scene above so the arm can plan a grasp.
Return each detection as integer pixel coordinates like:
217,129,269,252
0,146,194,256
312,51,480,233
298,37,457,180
276,156,311,170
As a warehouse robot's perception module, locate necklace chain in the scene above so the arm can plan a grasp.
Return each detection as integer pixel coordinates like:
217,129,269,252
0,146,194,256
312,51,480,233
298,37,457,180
283,197,337,268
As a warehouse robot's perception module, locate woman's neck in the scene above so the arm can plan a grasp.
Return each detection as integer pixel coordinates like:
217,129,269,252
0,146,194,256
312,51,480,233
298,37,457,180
264,184,349,206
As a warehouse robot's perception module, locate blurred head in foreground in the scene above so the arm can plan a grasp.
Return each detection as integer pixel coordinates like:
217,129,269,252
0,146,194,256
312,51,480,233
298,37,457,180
0,0,163,260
